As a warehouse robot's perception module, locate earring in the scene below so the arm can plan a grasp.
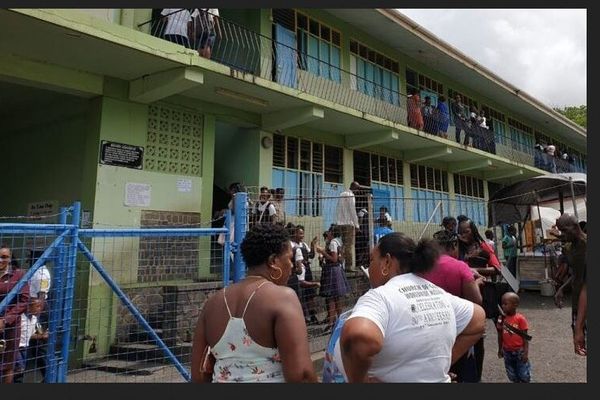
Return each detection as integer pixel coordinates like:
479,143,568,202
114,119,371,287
381,267,389,277
269,266,283,281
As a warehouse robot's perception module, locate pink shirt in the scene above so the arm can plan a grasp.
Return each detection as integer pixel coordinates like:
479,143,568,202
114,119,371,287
420,255,474,297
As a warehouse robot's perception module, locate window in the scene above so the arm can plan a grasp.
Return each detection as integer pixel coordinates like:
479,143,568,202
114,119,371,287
296,12,341,82
482,105,507,145
350,40,400,105
454,174,487,226
508,118,534,155
324,145,343,183
353,151,405,221
353,151,404,186
409,164,449,223
406,68,444,106
272,134,335,216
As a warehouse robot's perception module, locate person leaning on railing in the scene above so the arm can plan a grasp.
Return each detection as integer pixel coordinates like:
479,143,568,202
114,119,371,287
191,8,220,59
159,8,195,49
191,223,317,383
436,96,450,139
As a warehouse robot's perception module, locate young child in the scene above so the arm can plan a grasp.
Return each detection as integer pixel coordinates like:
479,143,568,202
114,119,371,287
14,298,45,383
496,292,531,383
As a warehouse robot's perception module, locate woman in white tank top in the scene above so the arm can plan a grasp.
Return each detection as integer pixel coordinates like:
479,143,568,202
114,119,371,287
191,223,317,383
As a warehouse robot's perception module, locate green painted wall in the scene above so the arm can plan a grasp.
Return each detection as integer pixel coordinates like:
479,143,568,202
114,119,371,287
214,123,264,191
2,99,95,220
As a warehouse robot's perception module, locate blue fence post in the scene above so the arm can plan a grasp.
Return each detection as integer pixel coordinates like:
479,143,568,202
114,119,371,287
232,192,248,282
222,209,232,287
57,201,81,382
45,206,68,383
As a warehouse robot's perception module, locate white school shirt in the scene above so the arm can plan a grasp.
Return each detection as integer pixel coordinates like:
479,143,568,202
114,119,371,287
19,314,38,348
161,9,193,37
336,190,359,228
344,273,474,382
253,202,276,221
292,241,310,281
30,265,51,299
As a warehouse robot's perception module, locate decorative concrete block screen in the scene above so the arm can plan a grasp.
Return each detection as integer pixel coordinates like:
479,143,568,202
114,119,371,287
145,103,203,176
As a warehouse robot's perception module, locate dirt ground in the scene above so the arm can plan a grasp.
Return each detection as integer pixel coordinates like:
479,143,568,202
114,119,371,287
480,290,586,383
61,290,585,383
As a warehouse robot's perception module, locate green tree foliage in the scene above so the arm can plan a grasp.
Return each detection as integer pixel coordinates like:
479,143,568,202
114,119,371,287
554,105,587,128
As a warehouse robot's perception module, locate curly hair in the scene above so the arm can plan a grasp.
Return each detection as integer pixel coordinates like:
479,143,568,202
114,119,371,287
240,223,290,268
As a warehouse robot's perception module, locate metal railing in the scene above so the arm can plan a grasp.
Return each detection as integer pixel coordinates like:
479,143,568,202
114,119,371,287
138,10,584,173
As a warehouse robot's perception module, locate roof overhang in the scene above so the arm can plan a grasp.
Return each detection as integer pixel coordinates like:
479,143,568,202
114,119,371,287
325,9,587,152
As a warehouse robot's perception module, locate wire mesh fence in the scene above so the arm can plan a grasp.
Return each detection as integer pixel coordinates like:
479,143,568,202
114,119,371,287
2,192,506,383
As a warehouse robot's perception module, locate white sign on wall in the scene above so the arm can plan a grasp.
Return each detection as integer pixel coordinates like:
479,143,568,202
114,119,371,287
177,179,193,193
124,183,152,207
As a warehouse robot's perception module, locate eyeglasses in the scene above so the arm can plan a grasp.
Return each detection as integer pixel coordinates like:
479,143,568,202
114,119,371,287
0,255,11,259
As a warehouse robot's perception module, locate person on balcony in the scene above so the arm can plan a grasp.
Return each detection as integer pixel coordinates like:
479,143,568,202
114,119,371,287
160,8,195,49
422,96,436,134
451,94,468,144
436,96,450,138
407,88,424,130
192,8,220,59
544,145,557,173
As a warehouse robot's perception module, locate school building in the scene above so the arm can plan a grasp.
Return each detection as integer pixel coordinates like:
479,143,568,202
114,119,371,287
0,9,586,367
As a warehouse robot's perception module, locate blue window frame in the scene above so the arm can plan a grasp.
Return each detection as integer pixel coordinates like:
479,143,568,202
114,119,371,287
351,40,400,105
296,12,341,83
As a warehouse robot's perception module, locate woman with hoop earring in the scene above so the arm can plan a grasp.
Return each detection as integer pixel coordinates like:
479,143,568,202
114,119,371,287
191,223,317,383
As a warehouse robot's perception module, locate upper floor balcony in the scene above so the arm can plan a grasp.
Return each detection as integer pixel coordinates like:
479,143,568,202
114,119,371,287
126,10,583,177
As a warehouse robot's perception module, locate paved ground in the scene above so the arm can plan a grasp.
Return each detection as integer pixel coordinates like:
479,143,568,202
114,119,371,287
480,290,586,383
29,290,585,383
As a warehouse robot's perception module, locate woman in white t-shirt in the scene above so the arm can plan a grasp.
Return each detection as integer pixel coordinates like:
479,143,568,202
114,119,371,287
338,232,486,383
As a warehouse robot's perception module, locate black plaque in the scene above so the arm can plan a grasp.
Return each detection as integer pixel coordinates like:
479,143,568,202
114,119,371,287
100,141,144,169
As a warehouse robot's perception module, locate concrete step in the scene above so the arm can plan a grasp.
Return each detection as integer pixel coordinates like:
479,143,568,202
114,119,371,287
80,358,171,376
109,342,193,364
126,328,164,343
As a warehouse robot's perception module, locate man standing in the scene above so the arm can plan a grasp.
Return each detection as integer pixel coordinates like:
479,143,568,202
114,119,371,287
554,214,587,356
451,94,468,144
335,182,360,272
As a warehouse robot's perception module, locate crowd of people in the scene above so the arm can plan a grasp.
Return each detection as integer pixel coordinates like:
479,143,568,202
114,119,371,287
406,91,496,154
0,248,51,384
193,191,587,383
534,142,579,173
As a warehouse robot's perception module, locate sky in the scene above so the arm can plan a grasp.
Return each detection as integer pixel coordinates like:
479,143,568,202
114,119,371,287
397,9,586,108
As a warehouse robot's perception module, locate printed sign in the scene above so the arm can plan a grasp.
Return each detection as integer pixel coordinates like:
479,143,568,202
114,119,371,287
124,183,151,207
177,179,193,193
100,141,144,169
27,200,58,217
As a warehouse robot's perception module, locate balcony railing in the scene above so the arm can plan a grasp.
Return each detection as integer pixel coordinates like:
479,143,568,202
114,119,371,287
138,10,585,174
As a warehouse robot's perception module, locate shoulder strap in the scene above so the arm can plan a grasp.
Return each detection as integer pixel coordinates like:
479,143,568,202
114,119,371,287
241,281,270,319
222,286,232,318
501,318,532,341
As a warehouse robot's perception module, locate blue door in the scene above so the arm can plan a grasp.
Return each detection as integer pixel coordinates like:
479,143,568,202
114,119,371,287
372,187,391,220
274,24,297,88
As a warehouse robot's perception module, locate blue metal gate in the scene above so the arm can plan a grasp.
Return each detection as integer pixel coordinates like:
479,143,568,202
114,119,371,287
0,193,249,383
